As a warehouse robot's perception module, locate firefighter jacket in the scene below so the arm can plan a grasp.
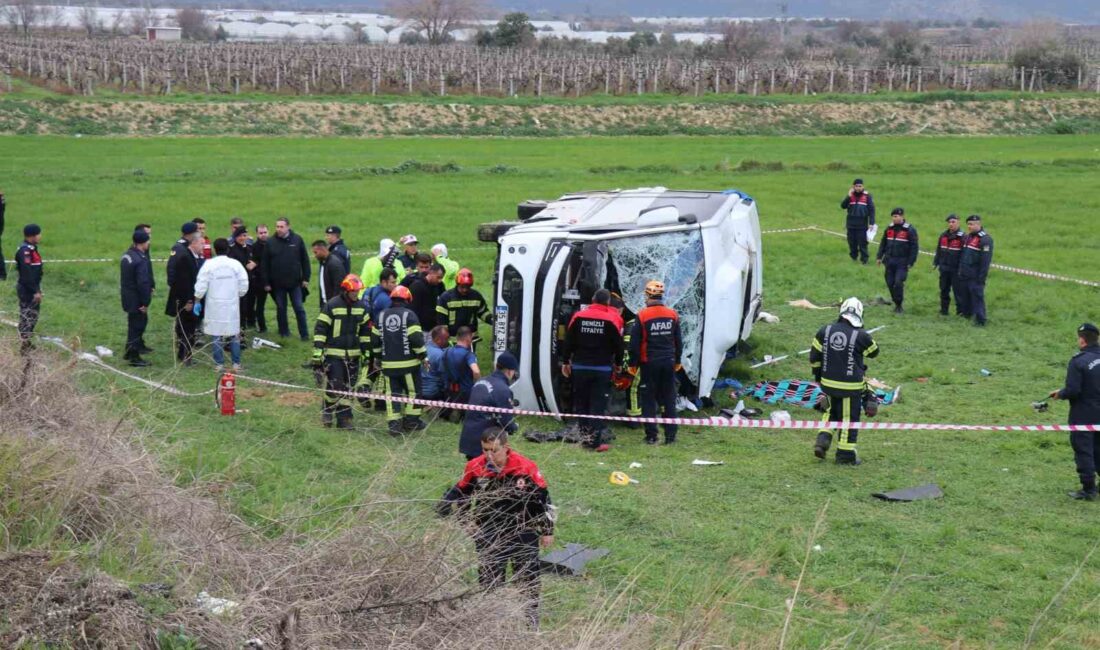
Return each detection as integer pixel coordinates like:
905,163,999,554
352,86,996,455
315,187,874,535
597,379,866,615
119,246,153,313
876,222,919,266
622,318,636,365
841,191,876,229
1058,344,1100,425
14,241,42,301
563,303,624,370
810,319,880,395
629,302,683,366
438,449,554,538
371,301,427,374
958,229,994,282
933,228,966,272
313,295,370,361
459,371,518,458
436,286,491,336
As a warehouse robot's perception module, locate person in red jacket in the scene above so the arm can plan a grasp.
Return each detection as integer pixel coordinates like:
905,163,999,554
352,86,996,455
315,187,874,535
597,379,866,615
562,288,624,451
628,280,683,445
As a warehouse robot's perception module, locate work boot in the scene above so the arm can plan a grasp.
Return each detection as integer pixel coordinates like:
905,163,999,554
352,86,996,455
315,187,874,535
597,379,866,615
321,412,334,428
814,432,832,459
128,353,151,368
139,345,154,354
387,420,404,436
939,308,949,316
644,435,658,445
336,414,354,430
374,400,387,412
1068,488,1098,501
835,452,862,466
894,304,903,314
403,416,427,432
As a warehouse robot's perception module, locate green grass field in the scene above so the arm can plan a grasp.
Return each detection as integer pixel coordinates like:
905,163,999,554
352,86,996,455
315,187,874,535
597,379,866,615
2,134,1100,647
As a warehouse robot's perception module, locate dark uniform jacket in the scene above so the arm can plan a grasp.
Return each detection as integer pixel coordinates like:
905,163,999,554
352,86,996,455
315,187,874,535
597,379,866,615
564,303,624,370
1058,344,1100,425
261,230,310,289
251,239,266,287
841,191,876,230
120,246,153,313
227,242,254,285
810,319,880,394
14,241,42,302
876,222,919,266
313,295,370,361
371,301,427,374
317,254,348,306
458,370,519,459
328,239,351,272
164,238,190,307
406,274,444,330
933,228,966,272
397,252,417,273
438,450,554,538
958,229,993,282
436,287,491,336
629,303,682,366
166,250,200,317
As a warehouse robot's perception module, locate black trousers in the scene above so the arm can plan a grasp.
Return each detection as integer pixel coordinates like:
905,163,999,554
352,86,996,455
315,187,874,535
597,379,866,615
847,227,869,263
475,530,541,627
1070,430,1100,489
17,298,39,350
640,362,678,442
323,357,359,423
820,391,861,462
383,370,422,422
884,262,909,307
253,287,268,331
239,285,256,329
572,368,612,445
174,312,199,362
939,269,963,314
962,279,987,324
125,311,147,355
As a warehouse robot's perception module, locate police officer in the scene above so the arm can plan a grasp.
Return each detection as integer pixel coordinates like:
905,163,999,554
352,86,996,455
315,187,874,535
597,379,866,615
840,178,876,264
430,243,460,289
562,288,624,451
459,352,520,460
397,234,419,274
436,268,492,348
359,238,405,290
957,214,993,326
810,297,880,465
14,224,43,353
932,214,966,316
1048,323,1100,501
312,274,370,429
325,225,351,272
120,230,154,367
371,285,428,435
436,427,554,629
629,280,683,445
876,207,919,314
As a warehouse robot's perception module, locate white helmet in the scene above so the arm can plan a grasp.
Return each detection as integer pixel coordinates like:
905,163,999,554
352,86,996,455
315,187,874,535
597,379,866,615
378,238,395,258
839,297,864,328
431,243,448,258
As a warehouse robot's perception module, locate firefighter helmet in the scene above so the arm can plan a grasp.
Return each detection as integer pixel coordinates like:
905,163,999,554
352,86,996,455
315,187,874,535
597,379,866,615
390,285,412,302
644,280,665,298
839,297,864,328
340,274,365,293
456,268,474,286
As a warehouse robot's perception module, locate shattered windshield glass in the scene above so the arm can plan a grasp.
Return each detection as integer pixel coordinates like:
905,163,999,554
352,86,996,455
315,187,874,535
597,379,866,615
606,229,705,383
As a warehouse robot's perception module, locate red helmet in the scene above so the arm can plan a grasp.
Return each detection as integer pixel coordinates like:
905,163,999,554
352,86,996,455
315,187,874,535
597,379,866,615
456,268,474,286
390,285,412,302
340,274,365,293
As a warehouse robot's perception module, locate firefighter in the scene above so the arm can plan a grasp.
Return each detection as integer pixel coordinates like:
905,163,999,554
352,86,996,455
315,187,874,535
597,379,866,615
312,274,370,430
629,280,683,445
1048,323,1100,501
460,352,520,460
957,215,994,326
876,207,919,314
810,297,880,465
371,284,428,435
618,295,643,427
436,427,555,629
14,224,43,353
840,178,876,264
436,268,492,348
562,288,624,451
932,214,966,316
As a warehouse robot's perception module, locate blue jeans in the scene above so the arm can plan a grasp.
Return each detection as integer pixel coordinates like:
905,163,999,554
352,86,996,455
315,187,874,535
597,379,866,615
213,334,241,366
272,285,308,339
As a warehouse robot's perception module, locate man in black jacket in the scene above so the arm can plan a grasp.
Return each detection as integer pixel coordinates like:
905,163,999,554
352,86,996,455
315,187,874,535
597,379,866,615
459,353,520,460
407,262,445,331
14,223,43,353
325,225,350,272
562,289,624,451
876,207,919,314
252,224,269,333
932,214,966,316
0,189,6,281
311,240,348,309
227,227,256,330
957,215,994,326
1049,323,1100,501
166,233,203,364
840,178,876,264
261,217,311,340
120,230,154,367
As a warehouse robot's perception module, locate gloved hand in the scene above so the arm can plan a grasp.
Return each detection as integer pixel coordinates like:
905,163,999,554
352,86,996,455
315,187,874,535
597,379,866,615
192,302,202,317
561,363,571,378
674,363,683,372
626,366,638,377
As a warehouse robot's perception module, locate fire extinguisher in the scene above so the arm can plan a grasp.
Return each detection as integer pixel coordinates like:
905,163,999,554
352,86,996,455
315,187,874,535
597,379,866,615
216,372,236,416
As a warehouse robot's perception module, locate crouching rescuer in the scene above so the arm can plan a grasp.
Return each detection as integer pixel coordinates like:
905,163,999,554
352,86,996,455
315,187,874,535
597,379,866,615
436,427,555,628
312,274,370,429
372,284,428,435
810,298,880,465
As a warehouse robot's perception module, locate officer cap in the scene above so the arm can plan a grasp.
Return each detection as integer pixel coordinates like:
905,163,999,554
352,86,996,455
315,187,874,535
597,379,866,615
497,351,519,371
853,178,864,185
23,223,41,237
325,225,341,235
891,207,904,216
966,214,981,223
181,222,199,235
946,213,959,222
132,230,150,244
232,226,248,239
1079,323,1099,336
